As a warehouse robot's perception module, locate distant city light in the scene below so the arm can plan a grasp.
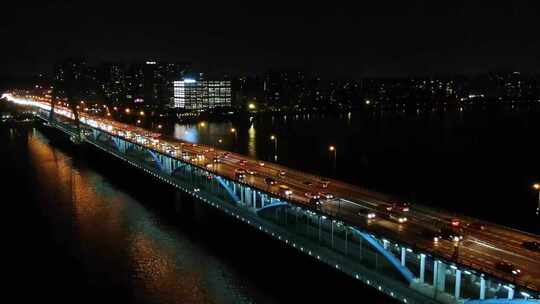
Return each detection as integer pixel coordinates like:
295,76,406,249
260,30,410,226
365,100,371,105
248,103,256,110
183,78,196,83
146,61,156,65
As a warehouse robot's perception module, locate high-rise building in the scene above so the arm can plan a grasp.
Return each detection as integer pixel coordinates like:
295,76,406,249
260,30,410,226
123,61,187,107
173,78,231,110
98,63,125,105
53,58,99,102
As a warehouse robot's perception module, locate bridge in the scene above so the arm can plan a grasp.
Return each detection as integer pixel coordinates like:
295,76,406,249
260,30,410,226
3,92,540,304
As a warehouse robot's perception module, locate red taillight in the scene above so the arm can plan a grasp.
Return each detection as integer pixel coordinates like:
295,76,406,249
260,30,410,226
452,220,460,227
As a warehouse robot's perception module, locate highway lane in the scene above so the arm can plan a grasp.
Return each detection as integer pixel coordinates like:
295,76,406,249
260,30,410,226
9,95,540,292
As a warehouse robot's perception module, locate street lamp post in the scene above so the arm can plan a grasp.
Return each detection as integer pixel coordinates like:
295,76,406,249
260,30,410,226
329,145,337,177
270,135,278,161
534,183,540,216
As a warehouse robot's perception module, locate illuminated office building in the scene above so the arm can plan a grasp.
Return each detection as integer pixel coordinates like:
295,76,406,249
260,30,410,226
173,78,231,110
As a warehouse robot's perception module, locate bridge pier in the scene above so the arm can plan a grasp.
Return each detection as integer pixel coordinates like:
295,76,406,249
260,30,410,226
400,247,406,267
454,269,461,299
420,254,426,284
480,275,486,300
436,262,446,292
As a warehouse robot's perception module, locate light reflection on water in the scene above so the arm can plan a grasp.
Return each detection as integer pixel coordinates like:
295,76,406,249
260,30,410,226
24,128,266,304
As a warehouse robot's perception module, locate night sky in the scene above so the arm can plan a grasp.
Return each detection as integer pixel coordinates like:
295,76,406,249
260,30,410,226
2,1,540,79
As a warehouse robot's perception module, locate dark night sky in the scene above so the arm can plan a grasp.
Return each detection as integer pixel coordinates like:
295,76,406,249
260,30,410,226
2,1,540,79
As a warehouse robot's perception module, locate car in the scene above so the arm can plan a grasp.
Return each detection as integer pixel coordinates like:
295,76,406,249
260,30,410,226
239,160,247,166
451,218,461,227
265,177,277,185
279,185,293,196
388,213,408,224
522,241,540,252
278,171,286,178
247,169,257,175
432,228,463,243
212,157,221,163
309,197,322,206
386,201,410,212
318,192,334,199
258,162,265,167
223,152,230,158
495,261,522,276
235,168,246,180
358,209,377,220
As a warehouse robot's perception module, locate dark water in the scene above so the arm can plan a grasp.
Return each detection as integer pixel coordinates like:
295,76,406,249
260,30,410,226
1,125,392,304
1,106,539,304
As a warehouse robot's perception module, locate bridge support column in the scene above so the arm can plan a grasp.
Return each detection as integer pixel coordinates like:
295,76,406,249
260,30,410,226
480,276,486,300
400,247,406,267
454,269,461,299
419,254,426,284
252,190,256,208
383,239,389,250
433,261,438,289
240,185,245,204
246,187,251,206
436,262,446,292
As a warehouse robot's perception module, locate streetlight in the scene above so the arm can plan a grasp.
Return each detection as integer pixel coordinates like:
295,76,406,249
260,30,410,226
270,135,278,161
230,127,237,150
139,110,145,116
199,122,206,127
329,145,337,176
125,108,131,114
534,183,540,216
